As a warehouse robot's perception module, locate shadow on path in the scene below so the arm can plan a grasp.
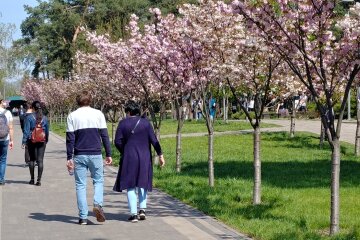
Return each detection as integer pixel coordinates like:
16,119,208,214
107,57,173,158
29,213,79,224
5,179,29,185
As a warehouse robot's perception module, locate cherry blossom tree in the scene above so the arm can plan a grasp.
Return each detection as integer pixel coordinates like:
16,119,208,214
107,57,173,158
82,17,172,151
140,9,198,172
226,36,282,204
178,0,246,186
21,79,45,104
233,0,360,233
179,0,285,202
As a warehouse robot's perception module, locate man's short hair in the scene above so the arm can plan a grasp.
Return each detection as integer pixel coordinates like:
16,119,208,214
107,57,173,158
76,91,92,107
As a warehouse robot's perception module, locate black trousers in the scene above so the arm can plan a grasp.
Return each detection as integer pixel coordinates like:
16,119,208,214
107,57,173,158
24,145,30,163
27,142,46,181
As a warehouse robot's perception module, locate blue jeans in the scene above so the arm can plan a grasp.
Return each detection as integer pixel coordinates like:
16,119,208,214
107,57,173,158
127,188,147,215
0,140,9,183
74,155,104,219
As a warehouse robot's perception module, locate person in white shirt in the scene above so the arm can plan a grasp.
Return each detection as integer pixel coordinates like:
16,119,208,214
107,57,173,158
299,92,308,112
0,99,14,185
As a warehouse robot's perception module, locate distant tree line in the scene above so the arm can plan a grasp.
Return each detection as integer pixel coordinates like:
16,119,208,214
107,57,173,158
15,0,196,80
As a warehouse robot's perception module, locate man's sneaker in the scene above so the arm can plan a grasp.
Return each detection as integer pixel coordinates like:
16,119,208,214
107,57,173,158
93,205,106,222
128,215,138,223
78,219,87,225
138,209,146,220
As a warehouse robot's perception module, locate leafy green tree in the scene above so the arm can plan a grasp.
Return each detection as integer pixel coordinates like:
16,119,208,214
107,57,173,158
0,18,16,98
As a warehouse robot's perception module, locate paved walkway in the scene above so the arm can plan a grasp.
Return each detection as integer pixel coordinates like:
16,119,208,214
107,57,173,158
0,119,250,240
168,119,358,146
261,119,357,145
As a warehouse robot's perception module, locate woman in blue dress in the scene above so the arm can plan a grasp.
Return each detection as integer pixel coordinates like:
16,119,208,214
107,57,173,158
113,100,165,222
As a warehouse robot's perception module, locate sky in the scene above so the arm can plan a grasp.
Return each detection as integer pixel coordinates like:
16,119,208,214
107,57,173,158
0,0,40,40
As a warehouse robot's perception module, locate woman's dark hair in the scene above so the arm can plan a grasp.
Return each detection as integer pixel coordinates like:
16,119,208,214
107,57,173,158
76,90,92,107
125,100,141,116
25,101,32,110
32,101,43,122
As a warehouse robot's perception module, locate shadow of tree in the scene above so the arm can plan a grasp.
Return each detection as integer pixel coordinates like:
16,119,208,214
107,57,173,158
179,159,360,188
236,198,284,221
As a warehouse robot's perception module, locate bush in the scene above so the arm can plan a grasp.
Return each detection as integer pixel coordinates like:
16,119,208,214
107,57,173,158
231,111,256,120
231,112,243,119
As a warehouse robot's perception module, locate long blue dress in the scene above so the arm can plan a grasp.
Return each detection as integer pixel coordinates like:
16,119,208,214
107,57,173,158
113,116,162,192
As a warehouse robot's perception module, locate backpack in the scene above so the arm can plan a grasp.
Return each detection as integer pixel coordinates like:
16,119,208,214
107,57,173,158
0,110,9,139
31,117,46,143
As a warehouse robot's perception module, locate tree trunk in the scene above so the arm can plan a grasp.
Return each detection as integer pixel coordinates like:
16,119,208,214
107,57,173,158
188,95,193,120
253,125,261,205
171,101,176,120
111,122,115,144
175,99,185,173
320,121,325,148
208,130,214,187
225,95,229,123
223,88,226,122
290,99,296,138
355,87,360,155
330,138,341,235
153,128,160,165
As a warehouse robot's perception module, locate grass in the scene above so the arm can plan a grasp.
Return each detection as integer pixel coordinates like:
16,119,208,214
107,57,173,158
50,119,278,137
150,132,360,240
155,119,277,135
50,121,360,240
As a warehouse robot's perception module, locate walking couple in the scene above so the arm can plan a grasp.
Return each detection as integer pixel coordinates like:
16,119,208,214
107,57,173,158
66,91,165,225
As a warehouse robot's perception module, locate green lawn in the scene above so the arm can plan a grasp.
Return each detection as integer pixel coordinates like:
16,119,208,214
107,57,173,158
50,119,278,138
155,119,277,135
51,121,360,239
151,133,359,240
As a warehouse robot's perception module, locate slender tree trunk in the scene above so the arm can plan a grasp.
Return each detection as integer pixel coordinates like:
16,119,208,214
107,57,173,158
330,138,341,235
320,121,325,148
223,88,226,122
290,99,296,138
153,128,160,165
253,125,261,205
208,130,214,187
175,99,185,173
225,95,229,123
170,101,175,120
49,110,53,125
112,122,115,144
176,128,182,172
355,87,360,155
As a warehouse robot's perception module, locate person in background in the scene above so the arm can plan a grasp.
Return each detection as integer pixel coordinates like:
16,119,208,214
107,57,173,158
66,90,112,225
22,101,49,186
0,99,14,185
298,92,308,112
197,98,203,120
276,98,289,117
209,97,216,120
113,100,165,223
19,105,24,116
20,102,33,167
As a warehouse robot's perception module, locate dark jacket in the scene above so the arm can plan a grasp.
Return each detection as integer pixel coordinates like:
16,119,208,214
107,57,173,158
22,113,50,145
20,112,31,132
113,116,162,192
